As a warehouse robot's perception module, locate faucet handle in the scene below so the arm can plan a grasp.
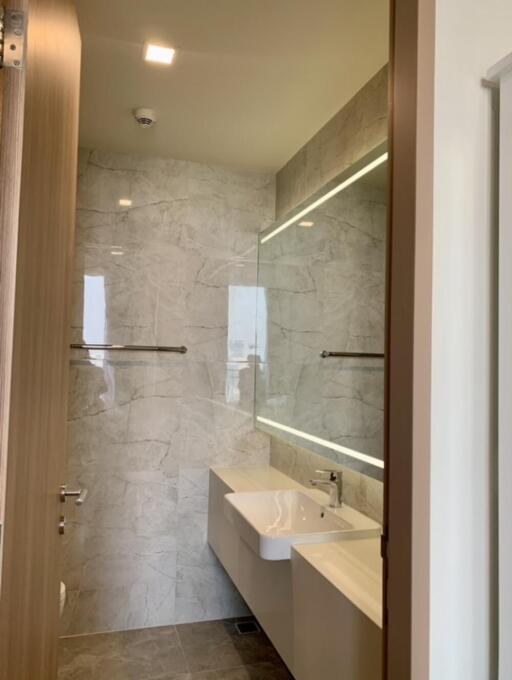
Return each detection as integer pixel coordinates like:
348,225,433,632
315,469,341,481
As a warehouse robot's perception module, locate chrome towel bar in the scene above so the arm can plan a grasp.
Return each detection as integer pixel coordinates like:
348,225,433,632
320,350,385,359
70,343,187,354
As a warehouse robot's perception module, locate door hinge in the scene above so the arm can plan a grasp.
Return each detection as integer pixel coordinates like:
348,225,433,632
0,7,25,70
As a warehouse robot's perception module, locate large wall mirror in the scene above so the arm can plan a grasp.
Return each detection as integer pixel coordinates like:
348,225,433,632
255,145,388,480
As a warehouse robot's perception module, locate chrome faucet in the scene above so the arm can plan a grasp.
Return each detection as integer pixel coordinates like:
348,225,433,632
309,469,343,508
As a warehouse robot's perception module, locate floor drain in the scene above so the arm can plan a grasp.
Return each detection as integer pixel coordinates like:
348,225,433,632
234,620,261,635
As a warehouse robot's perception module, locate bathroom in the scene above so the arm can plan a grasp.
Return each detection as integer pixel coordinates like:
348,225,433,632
63,1,388,678
3,0,512,678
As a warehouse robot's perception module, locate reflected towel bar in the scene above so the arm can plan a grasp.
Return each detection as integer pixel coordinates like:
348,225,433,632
70,343,187,354
320,350,384,359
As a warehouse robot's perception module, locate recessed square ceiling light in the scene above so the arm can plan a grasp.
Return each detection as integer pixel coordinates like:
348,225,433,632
144,43,176,65
119,198,132,207
299,221,315,228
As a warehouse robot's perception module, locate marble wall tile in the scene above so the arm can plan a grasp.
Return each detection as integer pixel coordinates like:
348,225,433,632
269,437,383,524
174,470,249,623
256,181,387,470
276,66,388,217
264,66,388,516
63,149,275,635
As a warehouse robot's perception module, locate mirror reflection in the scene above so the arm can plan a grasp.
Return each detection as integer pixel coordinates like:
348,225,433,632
255,151,388,479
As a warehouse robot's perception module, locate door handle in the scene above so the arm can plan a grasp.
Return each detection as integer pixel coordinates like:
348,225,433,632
60,485,88,505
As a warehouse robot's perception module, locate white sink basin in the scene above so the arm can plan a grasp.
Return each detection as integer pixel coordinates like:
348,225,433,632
224,489,375,561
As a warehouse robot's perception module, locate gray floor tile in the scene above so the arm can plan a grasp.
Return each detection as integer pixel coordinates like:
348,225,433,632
146,674,191,680
179,637,245,673
176,618,281,672
189,662,294,680
59,618,293,680
175,619,232,647
59,627,187,680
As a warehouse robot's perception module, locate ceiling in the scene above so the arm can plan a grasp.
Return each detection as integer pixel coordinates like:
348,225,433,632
75,0,389,172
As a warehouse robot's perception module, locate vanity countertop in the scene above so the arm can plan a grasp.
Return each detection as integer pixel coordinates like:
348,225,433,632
293,539,382,628
211,466,383,626
211,466,301,492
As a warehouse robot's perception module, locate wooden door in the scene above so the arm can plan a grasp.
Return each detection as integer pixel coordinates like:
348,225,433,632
0,1,80,678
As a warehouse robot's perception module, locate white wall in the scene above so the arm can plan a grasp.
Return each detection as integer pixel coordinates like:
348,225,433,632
430,1,512,678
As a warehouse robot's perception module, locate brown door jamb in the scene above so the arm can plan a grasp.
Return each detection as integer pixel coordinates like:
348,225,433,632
384,0,434,678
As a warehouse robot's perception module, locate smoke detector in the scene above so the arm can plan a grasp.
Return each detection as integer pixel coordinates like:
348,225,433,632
133,108,157,128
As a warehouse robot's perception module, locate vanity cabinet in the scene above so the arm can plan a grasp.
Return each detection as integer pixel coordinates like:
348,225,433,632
207,467,382,679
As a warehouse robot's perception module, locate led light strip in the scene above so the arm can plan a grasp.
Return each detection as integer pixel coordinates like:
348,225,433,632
256,416,385,469
260,152,388,245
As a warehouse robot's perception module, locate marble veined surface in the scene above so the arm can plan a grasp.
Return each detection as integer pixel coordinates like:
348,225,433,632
276,66,388,218
256,172,387,475
62,148,275,635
